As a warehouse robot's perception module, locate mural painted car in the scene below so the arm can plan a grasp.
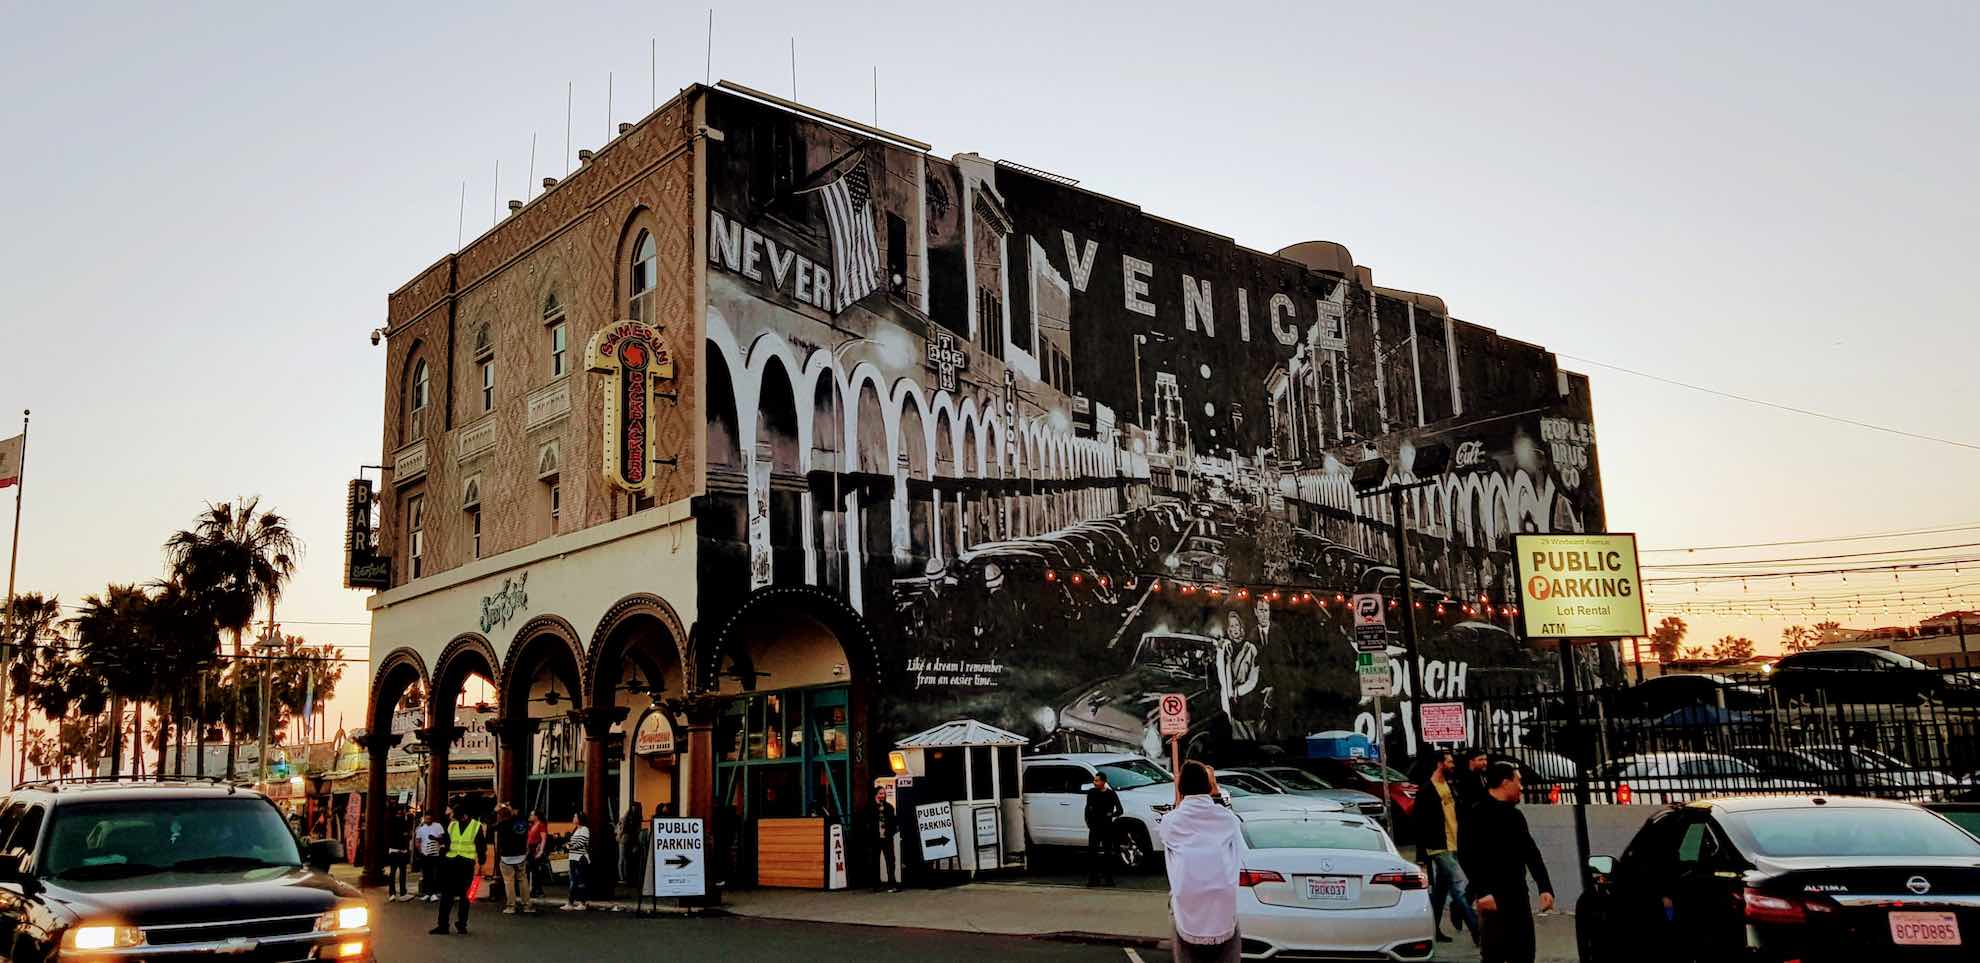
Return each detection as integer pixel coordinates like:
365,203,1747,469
1042,631,1261,761
1166,535,1231,582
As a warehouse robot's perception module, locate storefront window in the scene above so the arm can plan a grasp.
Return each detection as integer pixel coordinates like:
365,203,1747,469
762,694,787,760
719,701,745,763
812,702,848,756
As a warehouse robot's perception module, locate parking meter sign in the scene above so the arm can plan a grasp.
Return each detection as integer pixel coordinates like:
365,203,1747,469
1158,693,1189,736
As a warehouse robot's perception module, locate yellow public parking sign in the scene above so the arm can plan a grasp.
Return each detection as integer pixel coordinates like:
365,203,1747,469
1513,533,1648,639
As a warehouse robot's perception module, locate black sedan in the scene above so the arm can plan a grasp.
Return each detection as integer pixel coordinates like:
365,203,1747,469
1578,795,1980,961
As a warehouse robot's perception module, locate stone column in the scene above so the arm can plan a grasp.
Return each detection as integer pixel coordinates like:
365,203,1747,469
356,731,402,887
579,705,629,891
486,717,540,813
414,724,464,815
679,695,723,906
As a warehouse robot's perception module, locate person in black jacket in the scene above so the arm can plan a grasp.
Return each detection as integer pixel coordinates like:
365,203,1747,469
1457,762,1554,963
1084,771,1124,886
871,787,900,892
1454,748,1490,812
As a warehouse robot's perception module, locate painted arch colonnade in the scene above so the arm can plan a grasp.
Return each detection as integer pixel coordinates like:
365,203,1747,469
361,579,880,888
704,320,1131,589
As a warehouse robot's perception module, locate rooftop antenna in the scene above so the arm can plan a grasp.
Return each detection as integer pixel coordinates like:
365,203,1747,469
790,37,797,101
564,81,573,175
491,159,499,226
607,71,614,139
705,10,713,84
873,65,878,125
455,180,466,251
651,37,657,109
527,132,537,200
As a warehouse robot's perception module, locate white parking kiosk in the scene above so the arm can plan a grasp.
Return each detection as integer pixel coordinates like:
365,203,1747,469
890,720,1028,875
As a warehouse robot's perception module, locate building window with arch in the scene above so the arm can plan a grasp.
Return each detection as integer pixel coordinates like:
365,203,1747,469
408,359,430,441
628,230,657,323
480,359,495,412
545,291,568,378
406,494,426,579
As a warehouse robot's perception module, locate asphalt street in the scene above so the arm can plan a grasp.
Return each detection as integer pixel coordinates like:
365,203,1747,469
369,893,1165,963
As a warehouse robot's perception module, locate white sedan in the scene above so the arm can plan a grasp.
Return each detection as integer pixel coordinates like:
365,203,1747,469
1233,812,1435,961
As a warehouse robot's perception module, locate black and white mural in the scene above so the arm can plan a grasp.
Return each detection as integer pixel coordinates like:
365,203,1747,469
697,90,1604,764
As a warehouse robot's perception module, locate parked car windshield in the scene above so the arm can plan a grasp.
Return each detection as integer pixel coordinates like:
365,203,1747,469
1730,806,1980,859
42,798,304,881
1096,759,1172,790
1241,818,1389,852
1349,762,1410,783
1264,768,1333,791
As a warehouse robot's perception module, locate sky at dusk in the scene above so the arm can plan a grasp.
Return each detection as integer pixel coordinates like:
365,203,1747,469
3,1,1977,759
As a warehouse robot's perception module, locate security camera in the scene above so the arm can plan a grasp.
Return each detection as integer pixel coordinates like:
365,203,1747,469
369,328,385,346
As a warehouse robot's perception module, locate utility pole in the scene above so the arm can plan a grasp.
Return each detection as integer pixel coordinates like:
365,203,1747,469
1387,484,1426,744
1350,447,1448,750
257,619,276,788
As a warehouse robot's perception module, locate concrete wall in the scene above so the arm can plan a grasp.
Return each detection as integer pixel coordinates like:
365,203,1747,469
1517,803,1661,909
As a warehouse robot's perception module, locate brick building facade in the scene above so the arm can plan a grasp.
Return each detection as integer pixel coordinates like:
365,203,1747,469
362,81,1606,893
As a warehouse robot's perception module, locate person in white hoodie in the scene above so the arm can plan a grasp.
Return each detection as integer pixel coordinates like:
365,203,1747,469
1160,760,1243,963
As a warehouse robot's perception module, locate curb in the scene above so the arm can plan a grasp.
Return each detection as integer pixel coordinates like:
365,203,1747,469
1038,930,1166,949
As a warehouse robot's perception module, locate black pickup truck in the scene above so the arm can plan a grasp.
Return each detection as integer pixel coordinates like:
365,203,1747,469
0,780,373,961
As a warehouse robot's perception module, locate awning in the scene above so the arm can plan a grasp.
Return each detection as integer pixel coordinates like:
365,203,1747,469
895,718,1028,749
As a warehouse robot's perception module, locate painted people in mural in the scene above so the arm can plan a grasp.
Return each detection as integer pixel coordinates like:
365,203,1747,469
698,90,1603,767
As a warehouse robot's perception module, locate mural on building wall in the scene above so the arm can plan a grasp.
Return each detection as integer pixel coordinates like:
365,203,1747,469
698,90,1606,765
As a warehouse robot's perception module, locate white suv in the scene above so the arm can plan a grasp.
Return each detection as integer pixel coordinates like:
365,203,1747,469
1020,752,1177,871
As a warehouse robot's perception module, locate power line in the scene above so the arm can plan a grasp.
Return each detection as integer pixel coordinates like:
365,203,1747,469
1643,557,1980,584
1562,354,1980,453
1642,542,1980,569
1641,522,1980,554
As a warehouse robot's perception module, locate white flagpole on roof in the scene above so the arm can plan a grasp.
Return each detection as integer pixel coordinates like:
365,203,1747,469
1,409,30,786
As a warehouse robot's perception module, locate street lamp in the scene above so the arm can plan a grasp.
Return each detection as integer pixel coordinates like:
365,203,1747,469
1350,443,1450,753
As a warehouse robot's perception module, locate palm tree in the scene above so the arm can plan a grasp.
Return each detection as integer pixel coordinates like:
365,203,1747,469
165,497,302,778
143,581,220,776
71,585,160,776
3,593,62,780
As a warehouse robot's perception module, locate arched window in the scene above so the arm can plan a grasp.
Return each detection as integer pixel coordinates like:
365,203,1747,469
628,230,657,322
408,359,430,441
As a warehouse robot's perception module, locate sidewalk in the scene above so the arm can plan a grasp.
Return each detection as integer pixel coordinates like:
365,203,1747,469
725,880,1173,944
722,880,1578,961
341,866,1578,961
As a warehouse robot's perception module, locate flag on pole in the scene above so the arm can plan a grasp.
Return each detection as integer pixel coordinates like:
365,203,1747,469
817,156,881,313
0,434,20,488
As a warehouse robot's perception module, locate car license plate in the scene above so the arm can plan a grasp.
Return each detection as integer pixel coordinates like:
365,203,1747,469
1890,911,1961,946
1302,876,1352,901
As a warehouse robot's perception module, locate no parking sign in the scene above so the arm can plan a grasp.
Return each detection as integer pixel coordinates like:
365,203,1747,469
1158,693,1189,736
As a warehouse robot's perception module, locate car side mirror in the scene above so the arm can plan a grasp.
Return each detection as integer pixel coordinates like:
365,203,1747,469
306,838,345,873
1587,854,1615,884
0,852,22,883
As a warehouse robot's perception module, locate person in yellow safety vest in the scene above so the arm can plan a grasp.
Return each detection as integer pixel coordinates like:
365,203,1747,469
432,803,488,936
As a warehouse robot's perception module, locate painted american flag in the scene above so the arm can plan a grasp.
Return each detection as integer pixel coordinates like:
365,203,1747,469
818,157,881,313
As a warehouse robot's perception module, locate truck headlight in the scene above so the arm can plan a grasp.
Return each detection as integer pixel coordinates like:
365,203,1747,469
315,901,369,931
67,924,145,951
